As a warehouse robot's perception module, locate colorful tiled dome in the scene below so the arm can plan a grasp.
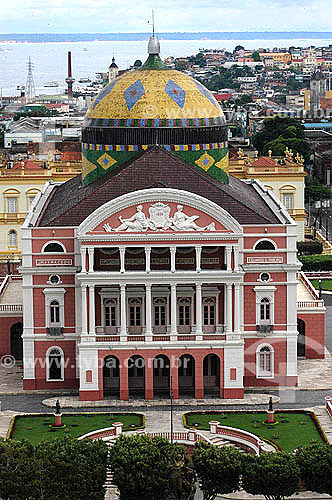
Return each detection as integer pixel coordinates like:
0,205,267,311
82,36,229,186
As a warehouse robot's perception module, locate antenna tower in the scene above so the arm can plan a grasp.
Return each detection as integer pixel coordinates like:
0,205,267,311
26,57,36,101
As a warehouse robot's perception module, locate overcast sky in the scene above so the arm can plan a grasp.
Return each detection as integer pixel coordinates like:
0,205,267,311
1,0,331,33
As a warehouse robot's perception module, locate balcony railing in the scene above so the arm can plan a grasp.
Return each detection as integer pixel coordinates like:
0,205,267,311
256,324,273,334
47,327,63,337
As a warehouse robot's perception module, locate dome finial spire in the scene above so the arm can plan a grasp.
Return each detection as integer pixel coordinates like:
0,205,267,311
147,10,160,55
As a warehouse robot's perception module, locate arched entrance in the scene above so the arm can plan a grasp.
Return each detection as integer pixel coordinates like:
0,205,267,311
10,322,23,361
178,354,195,397
103,356,120,397
297,319,306,357
203,354,220,396
153,354,170,398
128,355,145,397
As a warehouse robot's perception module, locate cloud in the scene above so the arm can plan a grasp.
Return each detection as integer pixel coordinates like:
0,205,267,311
1,0,332,32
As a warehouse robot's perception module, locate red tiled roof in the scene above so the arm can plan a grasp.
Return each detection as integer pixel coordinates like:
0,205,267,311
214,93,232,102
251,157,277,167
12,160,43,170
60,152,82,162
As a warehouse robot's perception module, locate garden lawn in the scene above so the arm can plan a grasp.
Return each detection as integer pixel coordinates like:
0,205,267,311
11,413,143,445
184,411,324,451
310,279,332,291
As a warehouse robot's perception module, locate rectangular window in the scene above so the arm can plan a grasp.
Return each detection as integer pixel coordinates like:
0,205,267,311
129,306,141,326
179,305,190,325
6,197,18,213
154,305,166,326
203,304,215,325
282,193,294,209
105,306,116,326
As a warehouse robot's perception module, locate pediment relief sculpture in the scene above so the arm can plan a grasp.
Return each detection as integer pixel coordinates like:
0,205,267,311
103,203,216,232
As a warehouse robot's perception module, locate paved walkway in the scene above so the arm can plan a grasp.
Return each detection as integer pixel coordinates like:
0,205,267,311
42,393,280,408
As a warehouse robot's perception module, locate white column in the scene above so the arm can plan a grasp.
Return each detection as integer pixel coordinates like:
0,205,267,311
195,245,202,273
233,283,240,334
119,247,126,274
120,284,127,339
226,283,233,334
196,282,202,335
145,247,151,273
170,284,177,338
81,284,88,337
170,246,176,273
89,285,95,336
145,283,152,340
233,245,239,272
88,247,94,273
80,247,87,273
225,246,232,272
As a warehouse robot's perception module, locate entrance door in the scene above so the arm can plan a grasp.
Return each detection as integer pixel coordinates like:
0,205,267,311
103,356,120,397
203,354,220,396
297,319,306,357
10,322,23,360
153,355,170,397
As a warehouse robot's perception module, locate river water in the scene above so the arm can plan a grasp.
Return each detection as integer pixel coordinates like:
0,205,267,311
1,37,332,96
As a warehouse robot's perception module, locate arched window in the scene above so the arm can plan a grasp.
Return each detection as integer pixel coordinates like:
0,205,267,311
128,297,142,327
104,298,117,327
178,297,191,326
203,297,216,326
154,297,167,326
257,345,273,377
50,300,60,325
254,240,276,250
42,242,65,253
47,346,64,381
26,188,41,211
4,188,19,213
260,297,271,321
8,230,17,247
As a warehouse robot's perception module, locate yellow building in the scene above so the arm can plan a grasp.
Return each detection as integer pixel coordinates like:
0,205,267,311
259,52,291,65
230,148,306,240
0,153,81,265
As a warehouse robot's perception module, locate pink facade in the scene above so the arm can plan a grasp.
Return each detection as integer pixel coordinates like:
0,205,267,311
16,180,325,401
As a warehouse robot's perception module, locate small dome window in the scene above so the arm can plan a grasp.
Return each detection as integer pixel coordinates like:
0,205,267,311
43,242,65,253
254,240,276,251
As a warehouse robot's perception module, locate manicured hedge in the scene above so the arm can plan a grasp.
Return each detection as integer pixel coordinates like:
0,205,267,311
297,240,323,255
299,254,332,271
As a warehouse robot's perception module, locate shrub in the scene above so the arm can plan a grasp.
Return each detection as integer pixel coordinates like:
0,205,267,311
297,240,323,255
298,254,332,271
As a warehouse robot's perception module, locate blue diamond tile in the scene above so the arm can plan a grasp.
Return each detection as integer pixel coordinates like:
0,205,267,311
165,79,186,109
91,79,117,110
193,80,217,107
124,80,145,110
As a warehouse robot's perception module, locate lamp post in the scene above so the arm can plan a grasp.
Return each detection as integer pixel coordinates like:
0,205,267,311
170,375,173,444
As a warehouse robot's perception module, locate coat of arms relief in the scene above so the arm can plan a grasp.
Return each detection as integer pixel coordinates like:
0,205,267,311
103,202,216,232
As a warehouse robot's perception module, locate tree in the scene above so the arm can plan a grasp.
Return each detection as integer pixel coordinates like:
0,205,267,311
252,116,310,159
296,444,332,495
133,59,142,67
0,439,35,500
305,176,332,202
252,51,261,62
192,441,242,500
29,437,108,500
109,434,196,500
188,52,207,67
242,452,300,500
234,45,245,52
